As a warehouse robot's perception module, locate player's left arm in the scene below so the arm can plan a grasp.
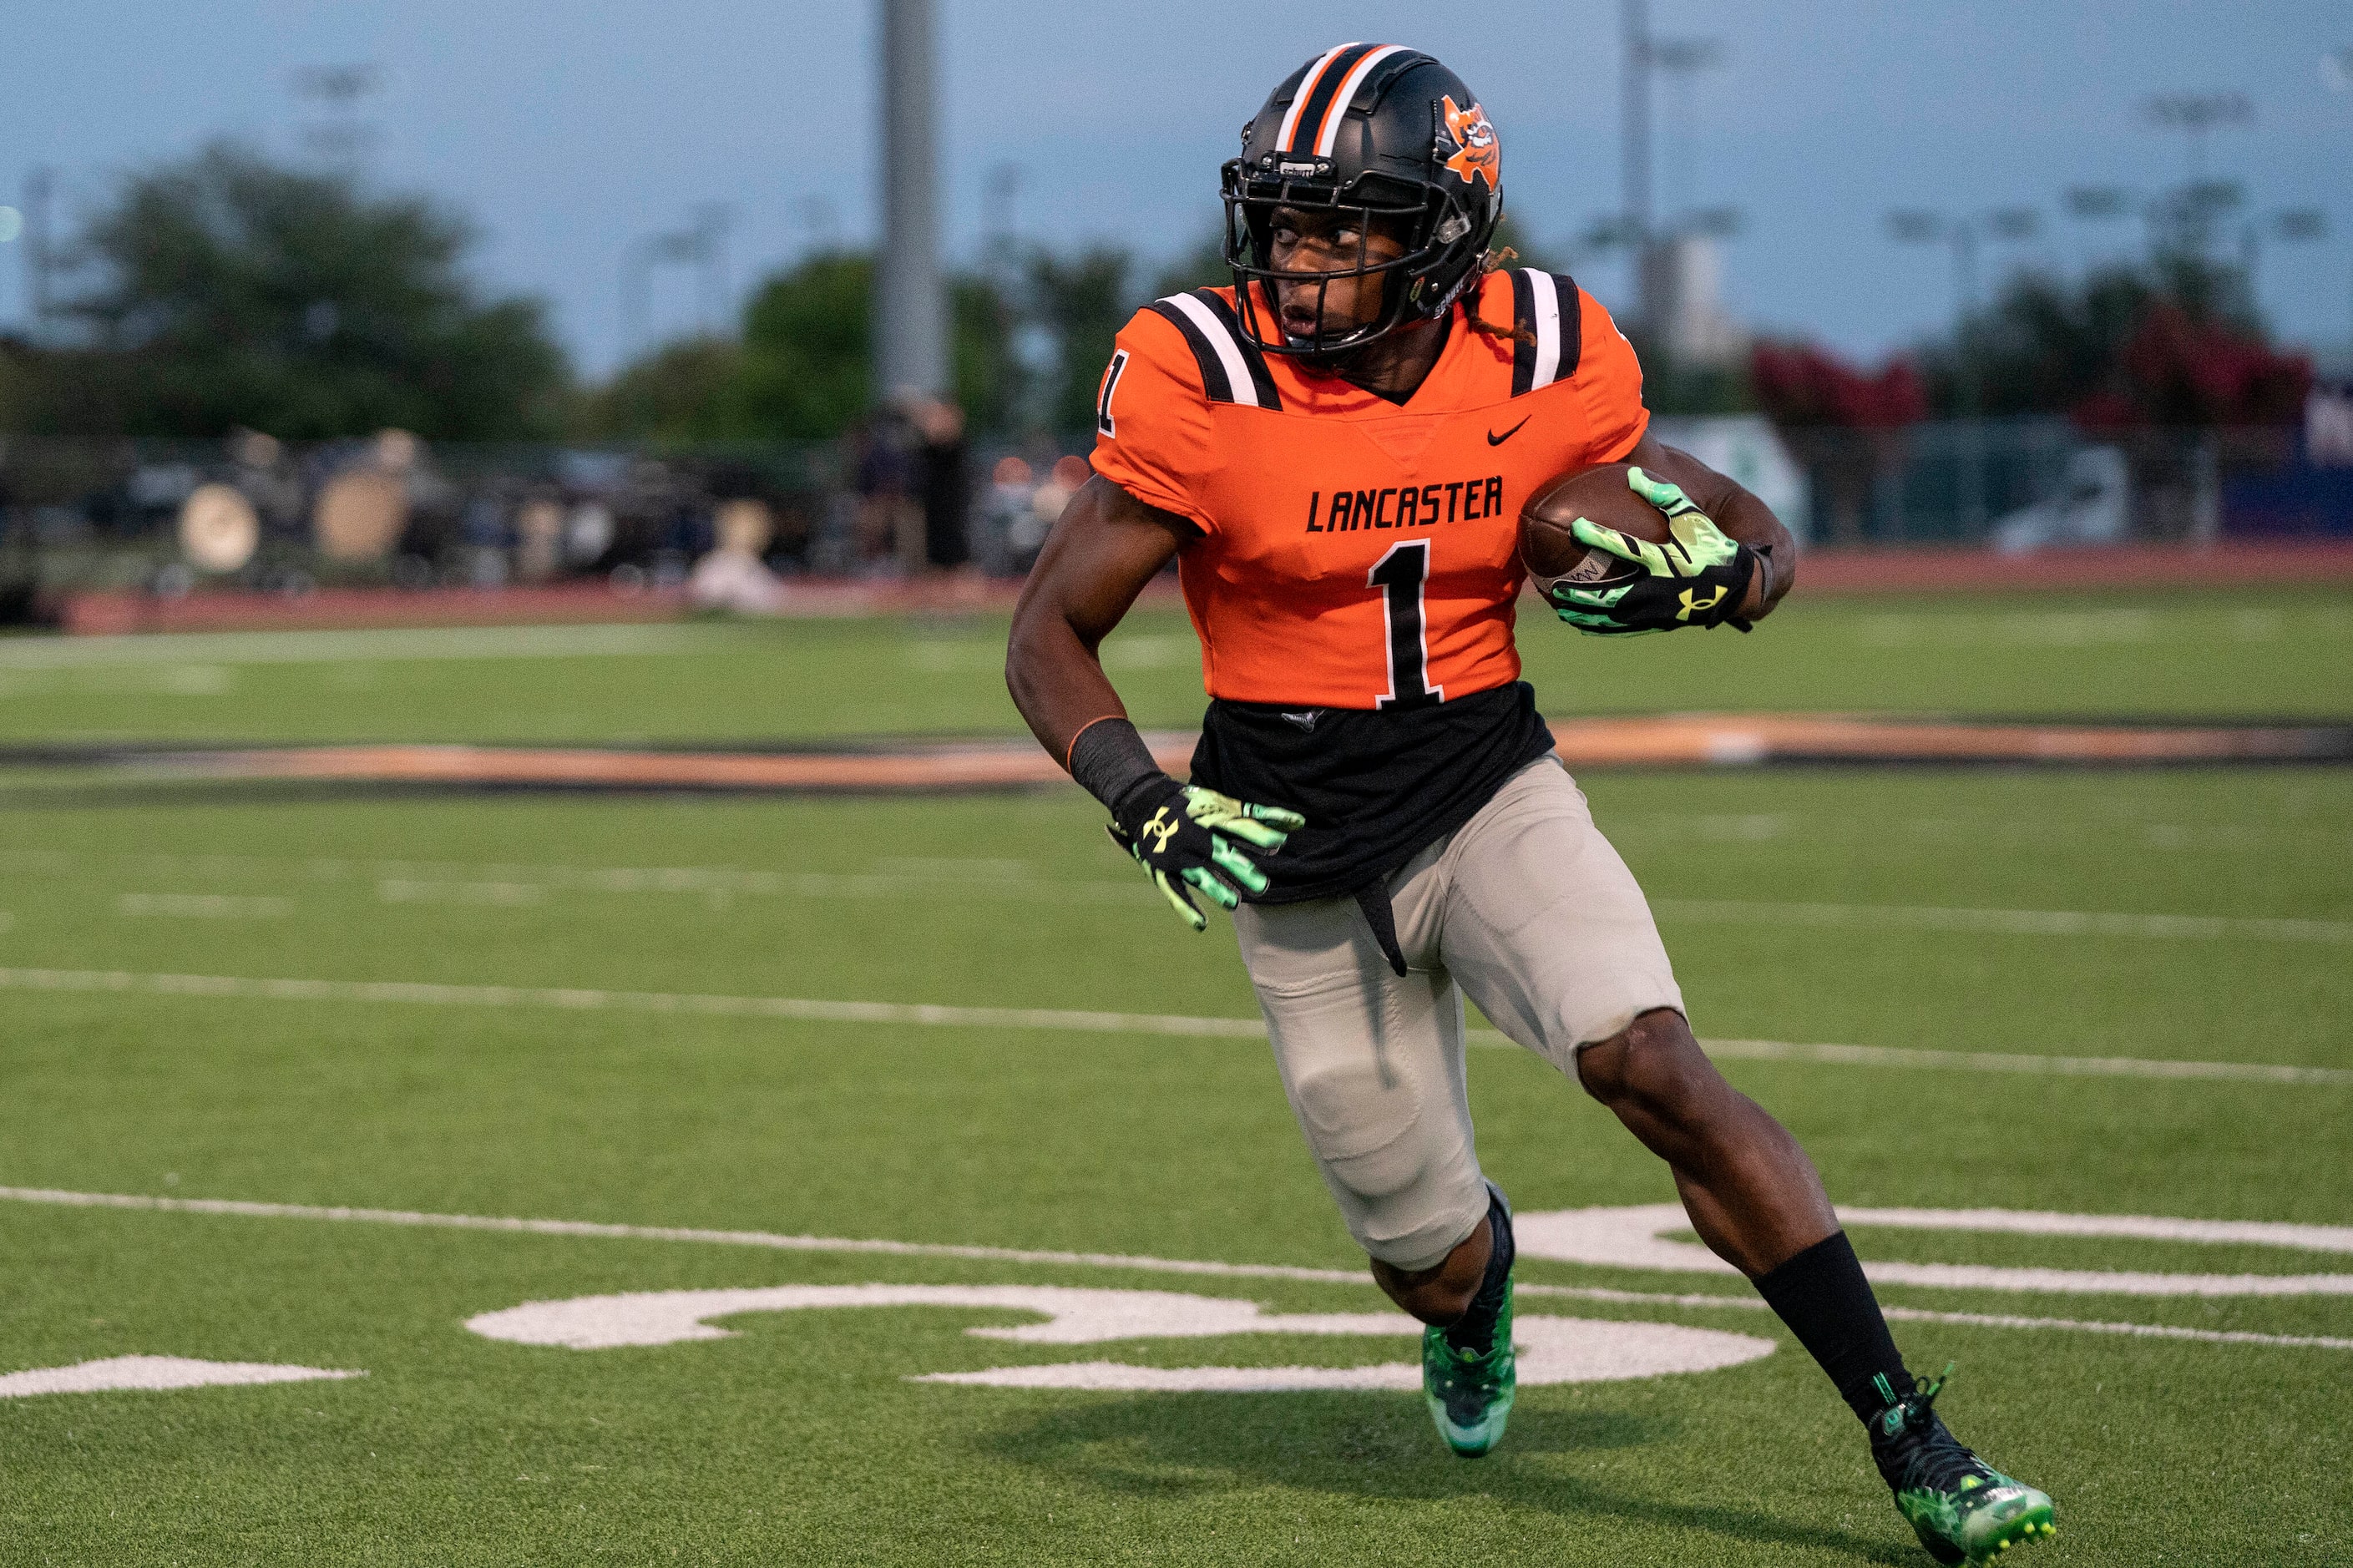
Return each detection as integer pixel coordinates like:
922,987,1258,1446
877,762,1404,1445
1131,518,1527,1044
1620,432,1798,622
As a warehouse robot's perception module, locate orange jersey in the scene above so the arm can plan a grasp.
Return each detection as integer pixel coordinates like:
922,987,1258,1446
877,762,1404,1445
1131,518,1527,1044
1090,269,1648,710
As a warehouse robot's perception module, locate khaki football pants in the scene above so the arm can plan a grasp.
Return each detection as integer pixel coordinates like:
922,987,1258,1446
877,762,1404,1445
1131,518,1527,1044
1234,756,1683,1272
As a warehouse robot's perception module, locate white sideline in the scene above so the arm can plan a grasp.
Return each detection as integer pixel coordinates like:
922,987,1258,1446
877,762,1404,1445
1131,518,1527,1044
1,964,2346,1087
0,623,716,668
1,1186,2346,1353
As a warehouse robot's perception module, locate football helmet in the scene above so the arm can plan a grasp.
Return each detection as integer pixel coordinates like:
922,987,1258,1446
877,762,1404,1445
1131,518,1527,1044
1221,45,1504,357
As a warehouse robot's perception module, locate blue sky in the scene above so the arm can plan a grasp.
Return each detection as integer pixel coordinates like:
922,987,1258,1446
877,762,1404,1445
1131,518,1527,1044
3,0,2348,377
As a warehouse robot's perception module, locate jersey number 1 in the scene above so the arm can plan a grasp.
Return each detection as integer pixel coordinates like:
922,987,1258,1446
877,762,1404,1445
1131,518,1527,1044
1370,540,1442,711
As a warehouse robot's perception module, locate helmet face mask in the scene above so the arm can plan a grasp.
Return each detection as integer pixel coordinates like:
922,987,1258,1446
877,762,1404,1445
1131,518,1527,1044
1219,46,1502,361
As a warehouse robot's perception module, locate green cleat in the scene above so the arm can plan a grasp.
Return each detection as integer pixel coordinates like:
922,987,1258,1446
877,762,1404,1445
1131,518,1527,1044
1870,1365,2056,1565
1421,1277,1515,1457
1420,1181,1516,1458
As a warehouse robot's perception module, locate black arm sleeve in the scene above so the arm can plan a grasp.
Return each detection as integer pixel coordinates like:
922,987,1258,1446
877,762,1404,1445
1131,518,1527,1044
1067,717,1167,817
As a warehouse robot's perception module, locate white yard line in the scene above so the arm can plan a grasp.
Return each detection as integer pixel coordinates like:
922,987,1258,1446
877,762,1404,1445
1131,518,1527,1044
1653,899,2353,946
5,849,2344,943
0,1186,2343,1353
1,965,2345,1086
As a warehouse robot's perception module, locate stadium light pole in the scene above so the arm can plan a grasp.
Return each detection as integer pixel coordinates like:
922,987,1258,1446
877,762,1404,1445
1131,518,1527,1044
876,0,948,405
2239,208,2326,316
1889,205,2040,531
2143,93,2251,183
1647,37,1725,225
2327,51,2353,353
22,166,52,342
620,225,716,360
1622,0,1652,327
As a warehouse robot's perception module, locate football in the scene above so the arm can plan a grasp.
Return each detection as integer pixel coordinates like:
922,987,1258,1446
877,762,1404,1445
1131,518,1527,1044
1517,461,1673,600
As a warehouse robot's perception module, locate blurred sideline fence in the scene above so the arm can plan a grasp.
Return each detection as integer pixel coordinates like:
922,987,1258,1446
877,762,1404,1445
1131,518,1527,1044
2,415,2348,621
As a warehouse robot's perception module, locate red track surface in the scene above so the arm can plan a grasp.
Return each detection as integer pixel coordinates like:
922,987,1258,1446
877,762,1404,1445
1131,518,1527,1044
53,542,2353,636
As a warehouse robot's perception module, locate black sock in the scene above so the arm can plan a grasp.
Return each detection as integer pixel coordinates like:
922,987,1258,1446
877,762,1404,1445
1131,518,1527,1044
1441,1187,1515,1356
1752,1231,1915,1424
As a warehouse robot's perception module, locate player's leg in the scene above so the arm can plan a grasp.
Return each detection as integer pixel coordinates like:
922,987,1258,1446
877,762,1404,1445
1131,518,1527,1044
1574,1009,1835,1274
1232,846,1517,1457
1440,757,2053,1564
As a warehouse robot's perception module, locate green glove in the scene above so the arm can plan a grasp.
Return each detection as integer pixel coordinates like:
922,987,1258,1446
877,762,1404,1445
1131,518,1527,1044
1106,780,1306,931
1548,467,1758,635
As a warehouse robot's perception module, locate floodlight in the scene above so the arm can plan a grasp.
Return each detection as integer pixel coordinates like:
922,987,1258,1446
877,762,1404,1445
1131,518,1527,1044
1986,207,2040,240
1886,210,1942,244
2143,93,2253,131
2064,187,2133,220
1647,38,1725,73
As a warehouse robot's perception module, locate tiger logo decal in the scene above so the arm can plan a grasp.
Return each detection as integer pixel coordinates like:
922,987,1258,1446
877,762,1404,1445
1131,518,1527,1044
1440,96,1499,191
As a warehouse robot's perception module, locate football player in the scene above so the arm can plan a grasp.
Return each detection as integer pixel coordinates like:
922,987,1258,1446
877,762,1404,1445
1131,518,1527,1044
1005,43,2052,1566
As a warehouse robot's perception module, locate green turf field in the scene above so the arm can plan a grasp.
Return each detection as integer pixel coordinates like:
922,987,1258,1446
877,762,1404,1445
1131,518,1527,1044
2,586,2348,746
2,588,2350,1565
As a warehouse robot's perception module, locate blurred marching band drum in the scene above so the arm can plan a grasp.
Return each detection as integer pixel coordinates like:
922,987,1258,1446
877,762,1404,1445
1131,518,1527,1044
312,430,417,563
175,483,261,574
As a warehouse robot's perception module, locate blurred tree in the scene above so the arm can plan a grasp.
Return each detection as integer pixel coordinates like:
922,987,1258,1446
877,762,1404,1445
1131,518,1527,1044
949,274,1020,436
1748,341,1925,545
706,251,1016,440
736,251,873,439
574,336,749,443
9,141,568,440
1921,253,2307,427
1149,230,1227,300
1028,246,1133,436
1749,341,1926,428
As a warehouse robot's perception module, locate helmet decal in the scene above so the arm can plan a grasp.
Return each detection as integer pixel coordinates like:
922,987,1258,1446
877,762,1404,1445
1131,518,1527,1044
1441,97,1500,191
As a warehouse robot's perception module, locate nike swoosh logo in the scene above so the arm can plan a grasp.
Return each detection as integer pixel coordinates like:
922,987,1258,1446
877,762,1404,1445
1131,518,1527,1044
1486,416,1531,447
1278,710,1320,731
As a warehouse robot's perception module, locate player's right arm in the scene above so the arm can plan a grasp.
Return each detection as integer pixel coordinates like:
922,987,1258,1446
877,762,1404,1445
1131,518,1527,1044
1006,477,1304,930
1007,305,1306,931
1004,474,1186,767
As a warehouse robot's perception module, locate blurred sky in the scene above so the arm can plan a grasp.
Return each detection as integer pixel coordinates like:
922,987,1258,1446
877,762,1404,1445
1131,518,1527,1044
2,0,2349,378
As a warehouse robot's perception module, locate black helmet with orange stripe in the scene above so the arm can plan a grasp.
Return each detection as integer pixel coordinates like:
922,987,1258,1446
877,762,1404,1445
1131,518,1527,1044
1220,44,1502,357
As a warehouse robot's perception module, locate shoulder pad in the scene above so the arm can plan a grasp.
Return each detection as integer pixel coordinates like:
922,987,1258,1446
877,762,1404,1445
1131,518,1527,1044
1144,290,1283,410
1505,269,1583,397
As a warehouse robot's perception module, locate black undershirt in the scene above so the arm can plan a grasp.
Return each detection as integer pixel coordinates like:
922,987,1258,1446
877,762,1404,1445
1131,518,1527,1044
1188,680,1556,903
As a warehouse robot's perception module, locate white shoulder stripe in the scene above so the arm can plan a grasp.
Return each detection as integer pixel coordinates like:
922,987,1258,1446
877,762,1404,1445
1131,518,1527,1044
1526,270,1564,391
1159,292,1263,409
1276,43,1359,151
1313,45,1409,156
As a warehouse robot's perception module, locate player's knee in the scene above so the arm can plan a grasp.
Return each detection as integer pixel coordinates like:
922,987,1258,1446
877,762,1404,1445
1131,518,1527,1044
1575,1008,1718,1117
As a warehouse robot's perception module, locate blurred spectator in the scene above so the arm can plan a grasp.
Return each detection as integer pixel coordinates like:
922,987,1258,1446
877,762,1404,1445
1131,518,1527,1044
980,455,1037,576
849,417,917,574
908,397,971,572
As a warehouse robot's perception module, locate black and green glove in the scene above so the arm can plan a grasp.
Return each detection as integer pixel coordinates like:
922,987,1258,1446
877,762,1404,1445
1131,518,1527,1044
1106,777,1304,931
1067,716,1305,932
1548,467,1758,636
